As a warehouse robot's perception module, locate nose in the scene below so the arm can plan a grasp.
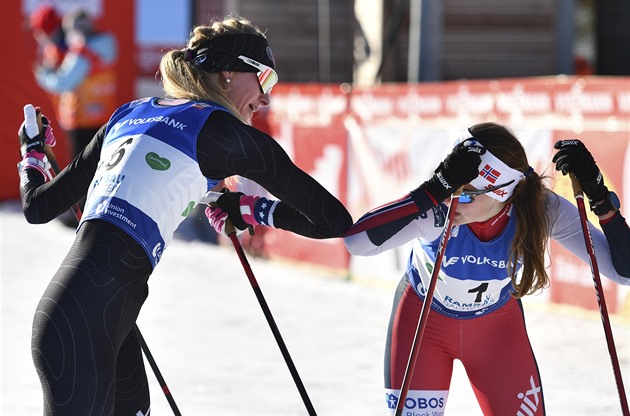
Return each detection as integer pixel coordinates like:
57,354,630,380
259,93,270,107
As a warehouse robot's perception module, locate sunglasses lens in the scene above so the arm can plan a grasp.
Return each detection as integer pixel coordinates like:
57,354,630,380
459,193,473,203
257,67,278,94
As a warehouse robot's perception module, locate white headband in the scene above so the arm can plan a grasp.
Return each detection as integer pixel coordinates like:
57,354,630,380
455,133,525,202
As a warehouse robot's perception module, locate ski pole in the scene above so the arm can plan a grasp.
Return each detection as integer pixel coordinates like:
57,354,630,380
569,173,629,416
394,189,462,416
135,327,182,415
26,104,182,415
204,192,317,415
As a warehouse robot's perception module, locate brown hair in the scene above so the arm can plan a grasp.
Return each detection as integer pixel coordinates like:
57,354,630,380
158,15,266,123
469,122,550,298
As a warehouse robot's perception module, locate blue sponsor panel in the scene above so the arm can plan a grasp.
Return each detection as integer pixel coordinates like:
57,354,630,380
384,389,447,416
407,215,520,319
83,195,165,267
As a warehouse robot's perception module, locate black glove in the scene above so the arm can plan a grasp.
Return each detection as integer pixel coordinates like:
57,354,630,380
553,139,608,204
214,190,250,231
19,123,45,158
411,140,486,206
18,106,54,157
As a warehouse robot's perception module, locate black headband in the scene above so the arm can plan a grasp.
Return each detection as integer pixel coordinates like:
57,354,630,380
190,33,275,73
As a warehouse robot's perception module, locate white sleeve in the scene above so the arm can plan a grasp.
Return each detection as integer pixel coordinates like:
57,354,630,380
547,192,629,285
344,199,443,256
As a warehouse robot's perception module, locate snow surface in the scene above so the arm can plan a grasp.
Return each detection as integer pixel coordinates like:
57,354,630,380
2,201,628,415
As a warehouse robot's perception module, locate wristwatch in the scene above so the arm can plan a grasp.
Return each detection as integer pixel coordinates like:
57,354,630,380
591,191,620,216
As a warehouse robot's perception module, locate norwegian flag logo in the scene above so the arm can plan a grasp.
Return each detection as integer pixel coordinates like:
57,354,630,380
479,164,501,184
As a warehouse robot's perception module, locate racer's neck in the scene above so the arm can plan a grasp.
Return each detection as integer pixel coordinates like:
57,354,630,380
467,203,512,242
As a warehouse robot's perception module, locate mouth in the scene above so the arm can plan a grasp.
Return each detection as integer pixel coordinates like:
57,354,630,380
249,104,258,113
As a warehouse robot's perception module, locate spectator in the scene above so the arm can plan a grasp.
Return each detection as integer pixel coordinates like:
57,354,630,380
29,4,66,119
34,8,118,160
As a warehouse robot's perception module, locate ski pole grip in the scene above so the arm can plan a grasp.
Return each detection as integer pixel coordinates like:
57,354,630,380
24,104,58,165
201,191,239,236
23,104,40,137
569,173,584,198
224,219,237,236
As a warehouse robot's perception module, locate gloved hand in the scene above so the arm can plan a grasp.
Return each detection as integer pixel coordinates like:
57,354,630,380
18,105,56,157
17,105,56,182
411,139,486,205
204,206,247,238
212,191,279,231
553,139,608,204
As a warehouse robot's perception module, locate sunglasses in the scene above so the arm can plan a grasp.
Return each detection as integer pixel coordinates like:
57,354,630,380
458,180,514,204
237,55,278,94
